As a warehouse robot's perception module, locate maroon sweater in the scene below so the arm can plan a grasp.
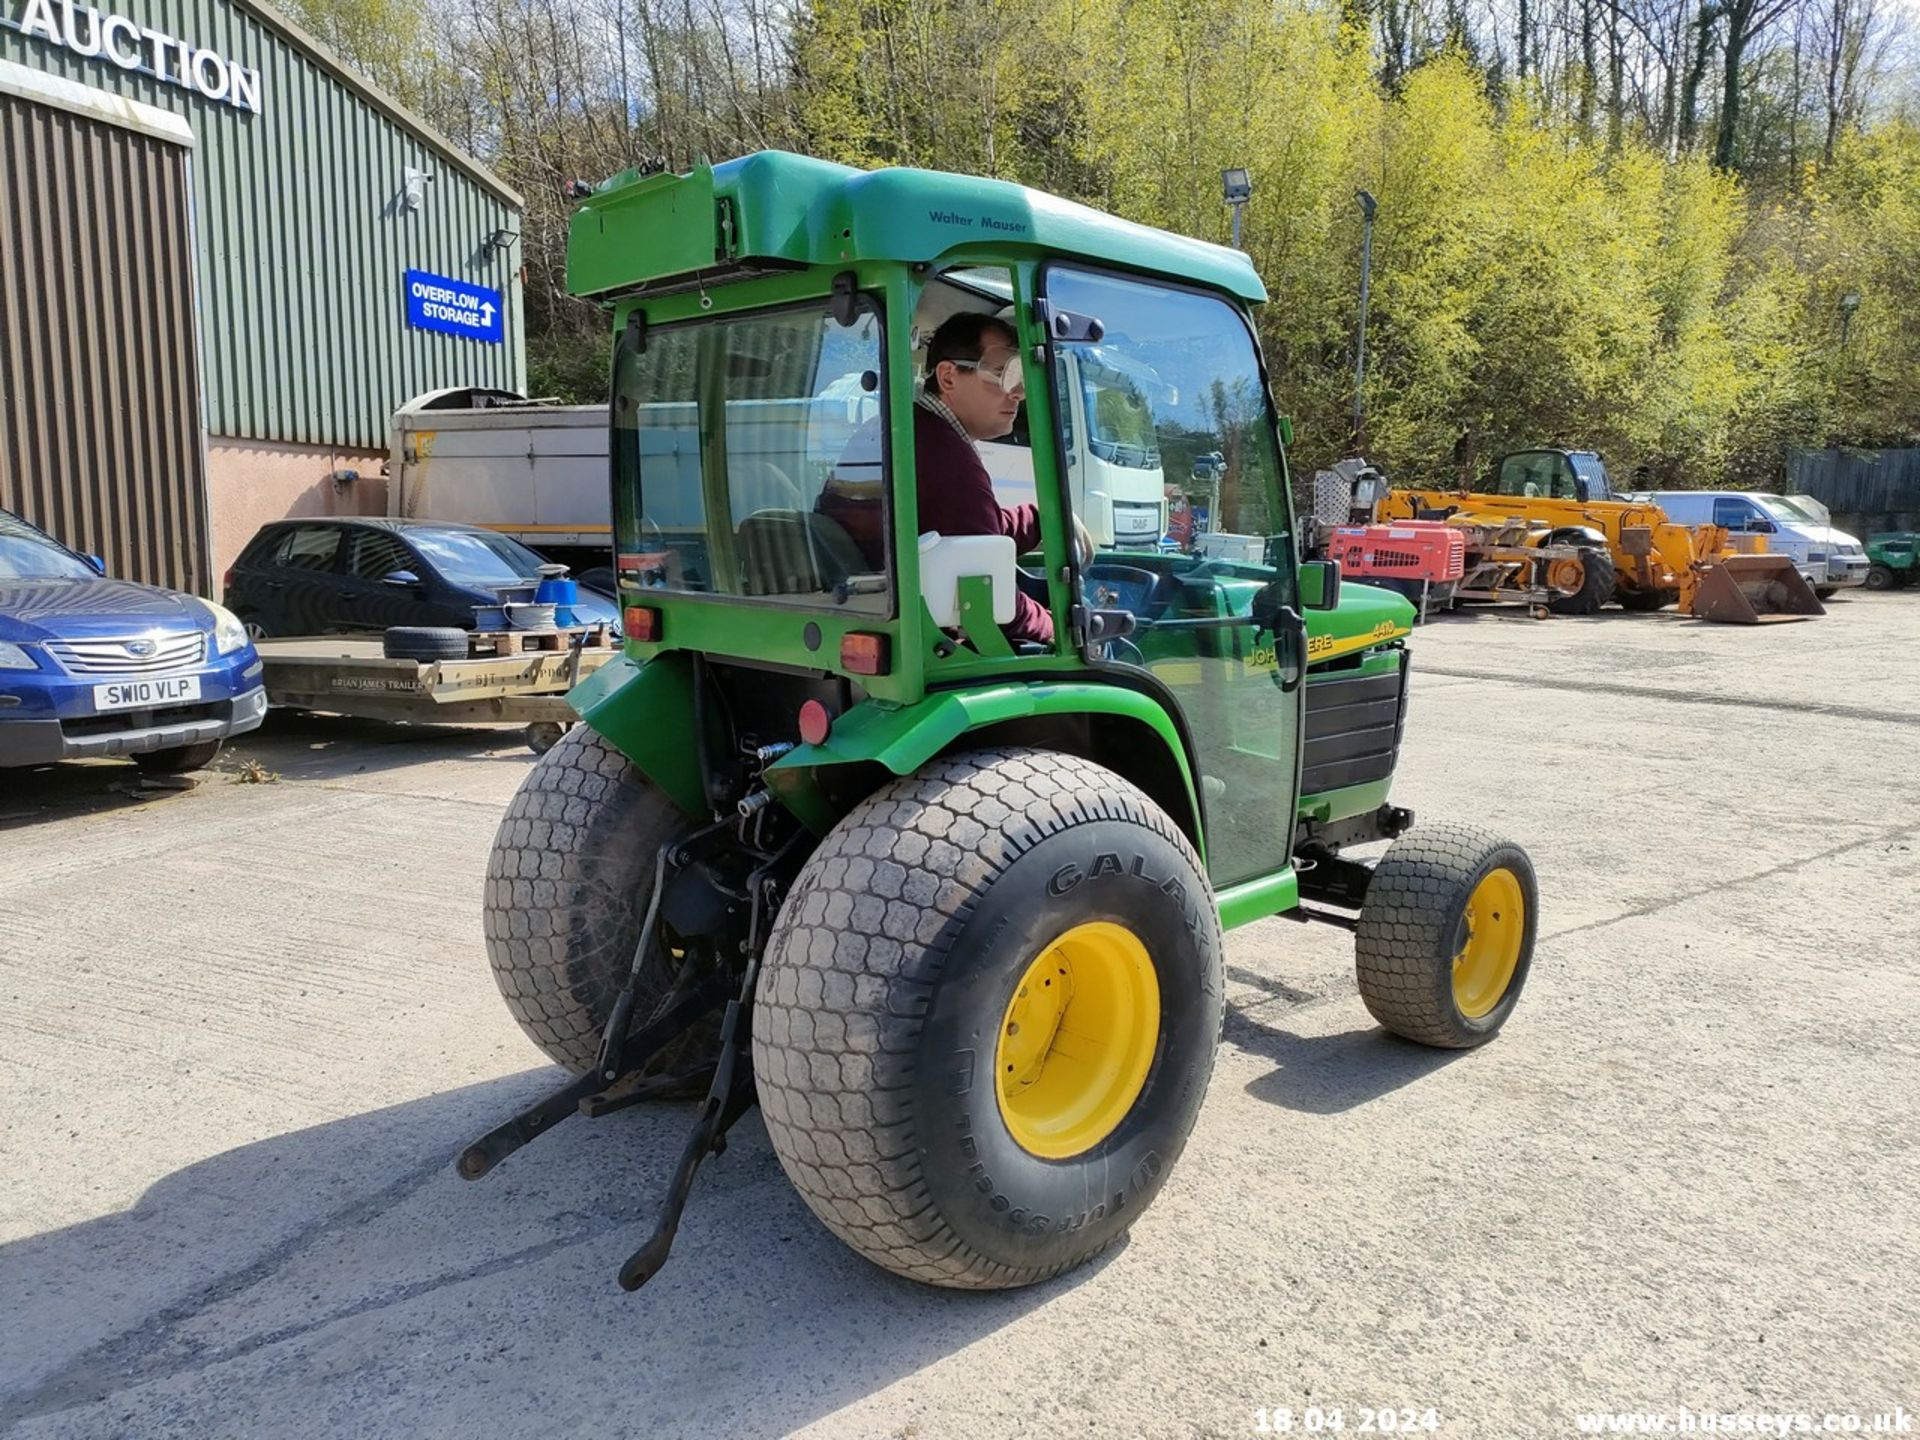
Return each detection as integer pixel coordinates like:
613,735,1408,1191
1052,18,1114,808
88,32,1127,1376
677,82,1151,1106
818,406,1054,645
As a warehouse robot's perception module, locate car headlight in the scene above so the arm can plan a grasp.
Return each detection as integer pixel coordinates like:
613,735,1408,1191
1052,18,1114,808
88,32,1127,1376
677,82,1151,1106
199,600,252,656
0,640,38,671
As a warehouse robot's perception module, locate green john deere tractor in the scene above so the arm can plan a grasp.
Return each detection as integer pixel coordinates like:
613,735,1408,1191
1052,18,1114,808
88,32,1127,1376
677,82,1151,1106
460,151,1539,1292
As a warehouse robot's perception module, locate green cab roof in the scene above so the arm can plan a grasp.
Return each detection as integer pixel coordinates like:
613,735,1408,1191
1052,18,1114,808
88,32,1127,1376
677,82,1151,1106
568,150,1266,306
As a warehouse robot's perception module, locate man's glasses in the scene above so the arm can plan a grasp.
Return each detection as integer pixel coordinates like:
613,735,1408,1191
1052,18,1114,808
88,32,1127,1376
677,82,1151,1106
947,353,1025,395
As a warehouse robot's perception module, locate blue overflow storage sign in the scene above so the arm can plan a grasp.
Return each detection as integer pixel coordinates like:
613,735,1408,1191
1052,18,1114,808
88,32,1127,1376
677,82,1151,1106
404,269,504,344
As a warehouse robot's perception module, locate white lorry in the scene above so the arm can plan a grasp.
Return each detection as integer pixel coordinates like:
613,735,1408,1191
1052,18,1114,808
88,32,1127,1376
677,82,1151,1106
978,345,1170,549
389,388,617,586
1642,490,1869,597
389,348,1174,590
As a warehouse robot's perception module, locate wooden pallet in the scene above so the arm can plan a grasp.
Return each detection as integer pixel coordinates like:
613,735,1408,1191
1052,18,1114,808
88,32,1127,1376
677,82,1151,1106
470,624,614,656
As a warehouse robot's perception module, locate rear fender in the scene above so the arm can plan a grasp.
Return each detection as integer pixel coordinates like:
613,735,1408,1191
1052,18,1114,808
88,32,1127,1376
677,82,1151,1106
1546,525,1607,548
763,680,1204,852
569,652,708,818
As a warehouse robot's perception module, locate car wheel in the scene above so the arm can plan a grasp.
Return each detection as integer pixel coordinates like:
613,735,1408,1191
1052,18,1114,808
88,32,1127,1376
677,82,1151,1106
133,741,222,774
241,615,271,640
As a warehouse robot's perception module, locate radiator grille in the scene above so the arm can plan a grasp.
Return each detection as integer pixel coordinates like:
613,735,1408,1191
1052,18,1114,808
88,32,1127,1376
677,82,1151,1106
44,632,206,676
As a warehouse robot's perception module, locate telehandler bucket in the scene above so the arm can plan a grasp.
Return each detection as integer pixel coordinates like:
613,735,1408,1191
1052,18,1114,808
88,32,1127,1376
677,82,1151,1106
1688,555,1826,624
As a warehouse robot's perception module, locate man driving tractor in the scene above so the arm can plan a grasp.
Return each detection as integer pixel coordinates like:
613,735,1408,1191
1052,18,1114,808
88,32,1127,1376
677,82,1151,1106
819,311,1061,645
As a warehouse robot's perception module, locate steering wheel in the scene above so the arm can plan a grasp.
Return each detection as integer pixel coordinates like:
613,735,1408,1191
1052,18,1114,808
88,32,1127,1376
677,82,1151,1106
1082,563,1173,624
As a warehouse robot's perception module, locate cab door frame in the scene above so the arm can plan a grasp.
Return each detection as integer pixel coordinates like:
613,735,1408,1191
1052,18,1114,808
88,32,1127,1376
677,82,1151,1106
1031,260,1308,889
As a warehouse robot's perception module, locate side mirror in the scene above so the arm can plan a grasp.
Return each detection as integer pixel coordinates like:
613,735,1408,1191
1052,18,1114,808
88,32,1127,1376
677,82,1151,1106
1749,518,1777,535
381,569,422,588
85,554,107,575
1300,559,1341,611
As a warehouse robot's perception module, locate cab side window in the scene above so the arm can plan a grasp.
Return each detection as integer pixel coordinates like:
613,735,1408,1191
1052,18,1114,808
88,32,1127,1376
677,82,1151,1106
276,527,341,571
1713,498,1760,531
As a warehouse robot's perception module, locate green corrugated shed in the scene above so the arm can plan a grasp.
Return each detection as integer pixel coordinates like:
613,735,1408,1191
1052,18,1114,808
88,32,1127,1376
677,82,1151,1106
1,0,525,451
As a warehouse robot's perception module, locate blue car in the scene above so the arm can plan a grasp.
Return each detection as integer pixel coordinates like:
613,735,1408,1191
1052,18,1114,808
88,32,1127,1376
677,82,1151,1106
0,509,267,773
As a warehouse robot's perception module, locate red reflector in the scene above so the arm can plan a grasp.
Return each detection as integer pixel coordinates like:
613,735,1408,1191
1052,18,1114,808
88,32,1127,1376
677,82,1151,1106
840,632,888,676
623,605,661,642
798,700,832,746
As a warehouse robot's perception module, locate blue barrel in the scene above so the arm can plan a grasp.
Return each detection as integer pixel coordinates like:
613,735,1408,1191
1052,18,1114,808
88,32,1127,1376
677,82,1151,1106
533,575,576,605
534,573,577,626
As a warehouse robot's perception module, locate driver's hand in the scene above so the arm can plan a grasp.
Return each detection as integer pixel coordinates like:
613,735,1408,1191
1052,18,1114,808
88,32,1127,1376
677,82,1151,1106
1072,517,1095,567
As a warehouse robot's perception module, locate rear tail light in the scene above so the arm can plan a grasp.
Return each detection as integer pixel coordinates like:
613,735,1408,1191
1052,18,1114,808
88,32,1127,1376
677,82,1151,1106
221,565,234,592
839,632,888,676
623,605,661,642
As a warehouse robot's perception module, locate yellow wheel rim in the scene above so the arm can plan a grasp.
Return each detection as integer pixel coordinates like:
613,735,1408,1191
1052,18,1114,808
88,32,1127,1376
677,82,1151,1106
1452,868,1525,1019
995,921,1161,1160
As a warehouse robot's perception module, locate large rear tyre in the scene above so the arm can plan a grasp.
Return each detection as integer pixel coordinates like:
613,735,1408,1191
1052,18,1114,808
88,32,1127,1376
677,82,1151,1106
1546,546,1617,615
1355,824,1536,1048
482,725,716,1082
753,748,1224,1289
1864,565,1895,591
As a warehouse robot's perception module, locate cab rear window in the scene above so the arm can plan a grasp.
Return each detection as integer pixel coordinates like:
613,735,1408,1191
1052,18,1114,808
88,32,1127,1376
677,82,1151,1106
611,299,890,613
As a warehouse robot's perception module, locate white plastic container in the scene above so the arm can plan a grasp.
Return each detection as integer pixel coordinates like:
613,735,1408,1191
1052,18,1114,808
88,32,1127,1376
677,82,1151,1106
918,532,1017,627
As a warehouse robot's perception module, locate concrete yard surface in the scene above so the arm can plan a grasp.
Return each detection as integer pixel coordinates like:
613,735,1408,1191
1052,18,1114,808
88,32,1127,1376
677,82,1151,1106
2,594,1916,1439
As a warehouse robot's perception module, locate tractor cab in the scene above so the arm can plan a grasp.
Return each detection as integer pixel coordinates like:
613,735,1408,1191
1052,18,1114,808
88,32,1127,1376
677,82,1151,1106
573,151,1339,889
1479,449,1616,504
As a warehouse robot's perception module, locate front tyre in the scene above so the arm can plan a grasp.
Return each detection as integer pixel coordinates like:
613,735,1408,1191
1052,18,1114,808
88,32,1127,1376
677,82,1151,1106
1546,546,1617,615
1355,824,1537,1048
753,748,1224,1289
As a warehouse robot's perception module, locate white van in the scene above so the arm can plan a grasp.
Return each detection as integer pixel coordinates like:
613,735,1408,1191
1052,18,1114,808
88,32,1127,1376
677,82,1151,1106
1643,491,1869,596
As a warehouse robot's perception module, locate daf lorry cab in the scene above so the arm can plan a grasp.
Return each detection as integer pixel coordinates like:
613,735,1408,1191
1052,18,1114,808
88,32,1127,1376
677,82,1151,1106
1645,491,1869,597
919,265,1169,550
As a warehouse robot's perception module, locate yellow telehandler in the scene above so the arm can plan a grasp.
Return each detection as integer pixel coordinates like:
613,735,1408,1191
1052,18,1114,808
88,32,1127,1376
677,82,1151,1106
1380,449,1824,623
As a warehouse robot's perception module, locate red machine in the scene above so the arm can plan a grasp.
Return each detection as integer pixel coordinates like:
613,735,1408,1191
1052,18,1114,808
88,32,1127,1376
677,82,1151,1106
1326,522,1466,582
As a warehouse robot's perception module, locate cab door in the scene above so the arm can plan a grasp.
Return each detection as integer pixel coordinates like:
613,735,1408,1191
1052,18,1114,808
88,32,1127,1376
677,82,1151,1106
1037,267,1305,889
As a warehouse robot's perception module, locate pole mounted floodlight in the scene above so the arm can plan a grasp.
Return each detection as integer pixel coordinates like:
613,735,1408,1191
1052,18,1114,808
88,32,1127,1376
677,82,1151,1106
1223,168,1252,250
1352,190,1378,450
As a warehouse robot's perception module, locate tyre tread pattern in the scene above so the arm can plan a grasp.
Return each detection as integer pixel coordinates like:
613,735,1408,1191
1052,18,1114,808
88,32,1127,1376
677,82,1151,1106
753,746,1217,1290
383,626,469,661
482,726,690,1074
1548,546,1618,615
1353,822,1528,1048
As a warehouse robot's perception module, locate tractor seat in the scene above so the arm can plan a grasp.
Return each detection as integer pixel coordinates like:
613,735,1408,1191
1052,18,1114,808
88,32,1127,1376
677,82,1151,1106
735,509,869,597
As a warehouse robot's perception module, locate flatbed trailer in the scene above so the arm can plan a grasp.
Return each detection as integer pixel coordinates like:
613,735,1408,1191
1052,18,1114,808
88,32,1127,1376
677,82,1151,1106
255,636,615,752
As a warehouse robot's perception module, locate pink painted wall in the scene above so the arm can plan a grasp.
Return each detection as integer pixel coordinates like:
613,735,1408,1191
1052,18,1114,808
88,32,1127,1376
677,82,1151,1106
205,437,386,592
